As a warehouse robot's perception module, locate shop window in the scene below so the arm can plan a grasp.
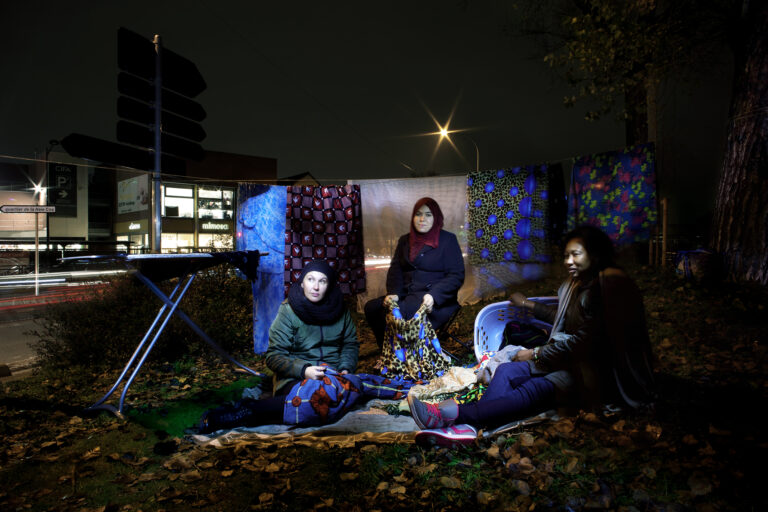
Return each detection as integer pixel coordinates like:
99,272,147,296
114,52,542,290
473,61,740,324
162,184,194,218
199,233,233,250
197,186,233,220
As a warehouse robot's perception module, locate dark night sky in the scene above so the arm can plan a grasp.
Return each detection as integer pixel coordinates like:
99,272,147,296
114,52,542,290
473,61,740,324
1,0,733,233
0,0,627,182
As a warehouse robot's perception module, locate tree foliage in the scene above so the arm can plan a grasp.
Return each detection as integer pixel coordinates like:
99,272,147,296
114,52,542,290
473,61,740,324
506,0,737,124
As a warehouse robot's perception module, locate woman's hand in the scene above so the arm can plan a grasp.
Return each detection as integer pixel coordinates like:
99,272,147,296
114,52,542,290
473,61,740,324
384,294,399,303
422,293,434,312
509,292,528,309
304,366,327,380
514,349,534,362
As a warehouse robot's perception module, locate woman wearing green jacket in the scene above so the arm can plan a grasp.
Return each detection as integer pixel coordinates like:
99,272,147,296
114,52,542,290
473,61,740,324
198,260,358,433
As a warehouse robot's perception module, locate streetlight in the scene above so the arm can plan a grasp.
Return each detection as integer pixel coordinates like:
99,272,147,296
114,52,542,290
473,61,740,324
435,123,480,172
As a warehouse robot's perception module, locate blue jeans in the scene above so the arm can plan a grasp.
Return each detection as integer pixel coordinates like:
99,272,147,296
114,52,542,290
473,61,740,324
457,362,555,428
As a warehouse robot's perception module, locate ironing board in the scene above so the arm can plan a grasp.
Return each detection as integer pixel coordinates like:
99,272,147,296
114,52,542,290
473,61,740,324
61,251,266,417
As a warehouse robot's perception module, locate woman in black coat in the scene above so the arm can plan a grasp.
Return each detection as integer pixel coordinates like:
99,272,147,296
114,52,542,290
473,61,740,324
364,197,465,349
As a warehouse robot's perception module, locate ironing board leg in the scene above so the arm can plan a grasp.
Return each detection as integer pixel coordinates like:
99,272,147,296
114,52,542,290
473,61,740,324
85,277,185,416
133,272,263,377
115,273,197,415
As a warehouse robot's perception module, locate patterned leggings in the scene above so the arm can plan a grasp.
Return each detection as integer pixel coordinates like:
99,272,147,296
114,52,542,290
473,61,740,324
456,362,555,429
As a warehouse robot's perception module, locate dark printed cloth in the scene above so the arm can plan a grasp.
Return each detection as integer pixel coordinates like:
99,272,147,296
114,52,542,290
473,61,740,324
568,143,657,247
467,165,562,265
284,185,365,295
283,371,416,426
378,299,451,381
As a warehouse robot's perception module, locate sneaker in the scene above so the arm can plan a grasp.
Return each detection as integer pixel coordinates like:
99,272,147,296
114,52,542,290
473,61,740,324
407,394,447,429
415,424,478,448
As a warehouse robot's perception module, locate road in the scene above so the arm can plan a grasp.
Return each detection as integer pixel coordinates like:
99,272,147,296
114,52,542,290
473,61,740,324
0,305,45,371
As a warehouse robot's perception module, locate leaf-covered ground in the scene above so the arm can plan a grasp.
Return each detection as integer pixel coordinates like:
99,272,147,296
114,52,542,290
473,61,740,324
1,265,766,511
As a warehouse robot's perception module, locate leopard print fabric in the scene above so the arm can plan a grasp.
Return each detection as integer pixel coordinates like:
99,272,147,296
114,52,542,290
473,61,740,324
378,297,451,381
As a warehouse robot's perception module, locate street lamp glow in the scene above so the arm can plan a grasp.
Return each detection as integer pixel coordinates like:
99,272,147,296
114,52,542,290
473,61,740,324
439,127,449,139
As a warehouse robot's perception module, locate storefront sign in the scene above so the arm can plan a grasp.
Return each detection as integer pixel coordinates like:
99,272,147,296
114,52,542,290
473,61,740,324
199,219,233,232
117,175,149,214
115,219,148,234
47,163,77,217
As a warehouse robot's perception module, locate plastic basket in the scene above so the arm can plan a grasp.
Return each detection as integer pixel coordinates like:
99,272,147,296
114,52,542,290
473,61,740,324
473,296,557,362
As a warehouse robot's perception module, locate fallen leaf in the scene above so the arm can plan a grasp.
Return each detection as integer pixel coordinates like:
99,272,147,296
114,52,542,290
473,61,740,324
221,469,234,477
611,420,626,432
563,457,580,474
440,476,461,488
259,492,274,503
477,491,495,504
512,479,531,496
376,482,389,491
641,466,657,479
414,463,437,476
682,434,698,445
518,457,535,474
180,469,203,482
390,485,406,495
82,447,101,460
340,472,358,481
688,472,712,496
485,445,500,458
265,462,280,473
520,433,535,446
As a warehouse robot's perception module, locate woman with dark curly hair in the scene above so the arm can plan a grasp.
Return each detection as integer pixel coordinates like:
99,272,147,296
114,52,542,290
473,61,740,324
408,225,655,446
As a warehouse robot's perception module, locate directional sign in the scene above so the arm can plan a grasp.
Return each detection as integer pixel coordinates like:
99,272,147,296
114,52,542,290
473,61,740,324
0,205,56,213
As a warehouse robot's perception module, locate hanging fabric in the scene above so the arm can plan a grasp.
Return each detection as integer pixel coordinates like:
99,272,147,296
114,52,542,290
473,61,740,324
378,298,451,381
284,185,365,296
568,143,657,247
236,184,288,353
466,165,564,297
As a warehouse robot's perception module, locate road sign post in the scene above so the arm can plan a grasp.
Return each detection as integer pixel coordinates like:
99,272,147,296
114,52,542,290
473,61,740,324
0,205,56,295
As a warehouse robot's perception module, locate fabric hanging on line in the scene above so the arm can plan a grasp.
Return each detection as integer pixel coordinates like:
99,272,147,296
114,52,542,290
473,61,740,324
567,142,657,247
284,185,365,296
466,165,565,296
237,184,288,354
346,175,477,307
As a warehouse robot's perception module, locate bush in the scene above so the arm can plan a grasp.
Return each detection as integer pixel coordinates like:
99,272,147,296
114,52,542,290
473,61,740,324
30,266,255,371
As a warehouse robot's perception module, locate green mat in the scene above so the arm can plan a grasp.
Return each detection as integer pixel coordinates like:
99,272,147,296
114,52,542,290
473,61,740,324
127,376,264,437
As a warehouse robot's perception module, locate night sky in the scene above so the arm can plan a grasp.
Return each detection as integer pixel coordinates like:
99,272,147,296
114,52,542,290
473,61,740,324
0,1,628,182
1,1,733,232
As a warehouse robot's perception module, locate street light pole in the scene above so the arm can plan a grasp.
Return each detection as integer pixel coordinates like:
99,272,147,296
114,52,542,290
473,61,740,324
45,139,59,267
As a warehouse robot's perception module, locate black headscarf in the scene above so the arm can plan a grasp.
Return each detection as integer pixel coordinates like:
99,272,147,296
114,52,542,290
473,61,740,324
287,260,344,325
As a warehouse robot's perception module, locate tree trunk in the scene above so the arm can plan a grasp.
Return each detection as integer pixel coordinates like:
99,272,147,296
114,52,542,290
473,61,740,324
711,3,768,285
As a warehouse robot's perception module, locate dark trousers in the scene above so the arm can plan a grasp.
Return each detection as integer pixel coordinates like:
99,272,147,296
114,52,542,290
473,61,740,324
364,295,458,349
201,379,298,432
457,362,555,429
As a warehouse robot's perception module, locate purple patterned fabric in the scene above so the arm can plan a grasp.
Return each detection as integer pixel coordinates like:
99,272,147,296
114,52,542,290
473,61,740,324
284,185,365,295
568,143,657,246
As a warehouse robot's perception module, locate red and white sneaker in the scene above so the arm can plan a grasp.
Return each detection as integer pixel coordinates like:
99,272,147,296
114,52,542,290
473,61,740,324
414,424,478,448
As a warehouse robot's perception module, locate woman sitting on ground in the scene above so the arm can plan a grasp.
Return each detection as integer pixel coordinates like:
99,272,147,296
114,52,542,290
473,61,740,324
408,225,656,445
364,197,465,349
198,259,358,433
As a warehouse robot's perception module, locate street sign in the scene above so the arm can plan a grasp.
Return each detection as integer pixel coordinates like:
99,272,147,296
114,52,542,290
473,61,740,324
0,205,56,213
116,27,207,161
61,133,186,174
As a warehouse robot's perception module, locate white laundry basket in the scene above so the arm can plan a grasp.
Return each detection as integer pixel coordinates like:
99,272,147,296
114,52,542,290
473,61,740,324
473,296,557,362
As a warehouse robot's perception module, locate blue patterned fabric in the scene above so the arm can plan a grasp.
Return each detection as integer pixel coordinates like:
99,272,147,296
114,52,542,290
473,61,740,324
568,143,657,247
466,165,557,265
282,371,415,426
237,184,288,353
